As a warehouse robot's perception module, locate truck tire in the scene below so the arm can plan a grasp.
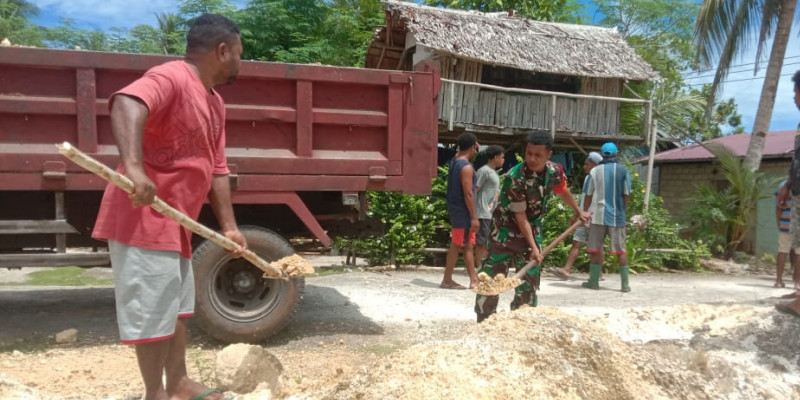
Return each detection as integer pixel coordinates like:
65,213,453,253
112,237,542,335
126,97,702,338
192,226,304,343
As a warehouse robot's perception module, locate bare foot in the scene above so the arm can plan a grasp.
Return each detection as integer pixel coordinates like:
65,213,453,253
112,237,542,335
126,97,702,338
439,281,467,290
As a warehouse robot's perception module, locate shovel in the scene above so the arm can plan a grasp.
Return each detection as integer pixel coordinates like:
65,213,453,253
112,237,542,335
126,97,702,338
56,142,313,280
473,218,584,296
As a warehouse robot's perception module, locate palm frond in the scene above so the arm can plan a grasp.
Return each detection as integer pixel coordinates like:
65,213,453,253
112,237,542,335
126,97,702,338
706,0,762,100
755,0,784,71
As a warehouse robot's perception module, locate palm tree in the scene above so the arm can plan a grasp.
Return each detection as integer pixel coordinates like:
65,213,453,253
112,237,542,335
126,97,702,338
694,0,797,171
156,12,182,55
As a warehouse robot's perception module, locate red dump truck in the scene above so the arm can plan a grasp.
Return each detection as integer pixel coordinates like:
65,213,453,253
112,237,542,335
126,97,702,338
0,46,440,342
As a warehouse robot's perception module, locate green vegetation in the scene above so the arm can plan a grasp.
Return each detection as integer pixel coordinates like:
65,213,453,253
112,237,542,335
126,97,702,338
10,267,114,287
689,144,780,258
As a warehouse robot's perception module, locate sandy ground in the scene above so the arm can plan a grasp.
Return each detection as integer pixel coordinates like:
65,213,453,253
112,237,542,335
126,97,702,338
0,259,798,399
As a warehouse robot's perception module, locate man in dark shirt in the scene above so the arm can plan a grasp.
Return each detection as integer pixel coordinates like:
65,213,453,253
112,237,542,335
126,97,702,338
776,70,800,316
441,133,480,290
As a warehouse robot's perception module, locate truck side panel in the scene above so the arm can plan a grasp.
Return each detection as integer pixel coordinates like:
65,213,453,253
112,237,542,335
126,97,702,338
0,47,438,194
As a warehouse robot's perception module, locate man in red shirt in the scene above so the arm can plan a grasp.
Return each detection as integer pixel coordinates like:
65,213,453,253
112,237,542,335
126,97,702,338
93,14,244,400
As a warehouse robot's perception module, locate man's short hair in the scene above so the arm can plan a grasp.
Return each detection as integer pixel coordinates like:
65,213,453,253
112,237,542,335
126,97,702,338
793,70,800,92
186,14,240,53
484,145,504,159
527,131,553,150
456,133,477,151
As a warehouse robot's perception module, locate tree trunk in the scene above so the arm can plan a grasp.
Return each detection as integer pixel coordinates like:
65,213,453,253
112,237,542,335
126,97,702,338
742,0,797,171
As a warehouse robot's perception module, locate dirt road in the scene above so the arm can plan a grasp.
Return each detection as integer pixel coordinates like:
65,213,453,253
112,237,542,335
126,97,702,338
1,262,799,399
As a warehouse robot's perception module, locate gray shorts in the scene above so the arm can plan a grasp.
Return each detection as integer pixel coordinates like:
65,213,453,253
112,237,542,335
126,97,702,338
476,219,492,245
586,224,627,255
572,225,589,243
109,240,195,344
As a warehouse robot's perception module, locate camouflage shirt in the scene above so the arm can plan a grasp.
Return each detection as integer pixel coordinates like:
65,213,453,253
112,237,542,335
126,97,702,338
490,160,567,254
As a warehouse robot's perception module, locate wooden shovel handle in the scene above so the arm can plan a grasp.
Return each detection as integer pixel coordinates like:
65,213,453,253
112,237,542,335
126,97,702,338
511,218,585,280
56,142,289,280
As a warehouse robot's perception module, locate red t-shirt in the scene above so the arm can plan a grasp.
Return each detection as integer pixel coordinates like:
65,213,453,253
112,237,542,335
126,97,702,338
93,60,230,259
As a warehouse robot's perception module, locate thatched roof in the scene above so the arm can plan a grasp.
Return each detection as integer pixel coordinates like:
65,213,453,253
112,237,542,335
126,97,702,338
374,1,658,82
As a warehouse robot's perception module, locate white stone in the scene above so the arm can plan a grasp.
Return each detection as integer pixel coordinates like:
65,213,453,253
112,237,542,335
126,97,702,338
55,328,78,344
215,343,283,394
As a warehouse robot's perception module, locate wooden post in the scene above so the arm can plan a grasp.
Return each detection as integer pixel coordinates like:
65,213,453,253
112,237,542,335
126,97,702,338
644,101,657,211
448,80,455,131
550,94,557,139
55,192,66,253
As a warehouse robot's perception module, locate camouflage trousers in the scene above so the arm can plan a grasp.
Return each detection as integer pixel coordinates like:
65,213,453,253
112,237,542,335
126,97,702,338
474,250,541,322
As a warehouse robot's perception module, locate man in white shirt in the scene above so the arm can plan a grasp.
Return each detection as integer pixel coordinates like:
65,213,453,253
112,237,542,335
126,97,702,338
474,145,505,265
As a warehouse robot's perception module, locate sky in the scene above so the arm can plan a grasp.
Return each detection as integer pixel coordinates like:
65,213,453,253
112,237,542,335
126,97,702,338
25,0,800,133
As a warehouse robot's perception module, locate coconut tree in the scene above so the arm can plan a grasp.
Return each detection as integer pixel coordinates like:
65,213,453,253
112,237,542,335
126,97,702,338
694,0,797,171
155,12,183,55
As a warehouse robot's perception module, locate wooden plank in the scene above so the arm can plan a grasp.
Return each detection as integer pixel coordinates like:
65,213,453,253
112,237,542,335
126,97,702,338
296,81,313,157
0,252,110,268
0,220,78,234
76,68,97,153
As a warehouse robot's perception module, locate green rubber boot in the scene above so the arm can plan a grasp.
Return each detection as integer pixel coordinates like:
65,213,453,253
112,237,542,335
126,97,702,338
582,263,601,289
620,266,631,292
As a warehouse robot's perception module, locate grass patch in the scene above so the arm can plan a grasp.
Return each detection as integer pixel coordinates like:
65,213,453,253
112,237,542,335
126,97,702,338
23,266,113,286
310,267,353,278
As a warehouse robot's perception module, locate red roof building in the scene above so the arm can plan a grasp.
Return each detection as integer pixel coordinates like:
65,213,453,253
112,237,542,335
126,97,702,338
651,130,794,164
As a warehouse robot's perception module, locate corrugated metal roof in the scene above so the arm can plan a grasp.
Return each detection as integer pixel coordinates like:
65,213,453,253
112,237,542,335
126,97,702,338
651,130,795,163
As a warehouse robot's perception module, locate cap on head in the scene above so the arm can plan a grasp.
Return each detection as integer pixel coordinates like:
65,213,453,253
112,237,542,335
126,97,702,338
601,142,618,157
587,152,603,164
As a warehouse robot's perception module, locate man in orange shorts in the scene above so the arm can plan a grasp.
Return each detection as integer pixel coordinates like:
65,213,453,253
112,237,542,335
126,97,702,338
441,133,480,289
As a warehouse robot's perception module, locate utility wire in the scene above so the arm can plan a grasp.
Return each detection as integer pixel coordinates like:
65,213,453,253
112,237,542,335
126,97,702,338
687,71,796,87
685,61,800,80
682,54,800,75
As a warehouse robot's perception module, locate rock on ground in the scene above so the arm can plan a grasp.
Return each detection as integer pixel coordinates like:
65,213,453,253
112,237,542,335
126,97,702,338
216,343,283,395
55,329,77,344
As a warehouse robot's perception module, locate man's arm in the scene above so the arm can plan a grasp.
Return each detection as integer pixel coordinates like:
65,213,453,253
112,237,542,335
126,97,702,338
460,165,479,233
623,194,630,210
559,190,591,222
778,204,783,228
209,175,246,256
110,95,155,207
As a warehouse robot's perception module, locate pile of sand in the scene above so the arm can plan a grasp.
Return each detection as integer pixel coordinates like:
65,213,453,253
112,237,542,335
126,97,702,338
296,306,799,400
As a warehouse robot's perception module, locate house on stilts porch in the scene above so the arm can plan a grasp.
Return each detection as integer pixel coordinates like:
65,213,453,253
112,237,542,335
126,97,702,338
364,0,661,153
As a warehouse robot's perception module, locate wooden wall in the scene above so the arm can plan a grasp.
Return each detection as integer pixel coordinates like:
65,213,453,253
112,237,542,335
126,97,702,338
436,54,631,136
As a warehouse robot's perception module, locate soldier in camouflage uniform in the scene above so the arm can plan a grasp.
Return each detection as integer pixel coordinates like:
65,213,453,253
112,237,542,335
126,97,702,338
475,131,590,322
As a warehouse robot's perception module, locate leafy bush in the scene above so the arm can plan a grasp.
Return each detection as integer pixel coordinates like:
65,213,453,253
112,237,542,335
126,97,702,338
338,161,709,271
688,144,779,258
334,167,449,265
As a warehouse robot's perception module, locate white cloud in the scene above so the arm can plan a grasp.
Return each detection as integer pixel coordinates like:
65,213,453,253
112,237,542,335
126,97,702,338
29,0,179,30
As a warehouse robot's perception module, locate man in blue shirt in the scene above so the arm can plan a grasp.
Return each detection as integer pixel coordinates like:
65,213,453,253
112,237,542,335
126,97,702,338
582,142,631,292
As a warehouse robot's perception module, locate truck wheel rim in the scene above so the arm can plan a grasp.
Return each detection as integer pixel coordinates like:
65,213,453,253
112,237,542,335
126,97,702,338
206,256,284,323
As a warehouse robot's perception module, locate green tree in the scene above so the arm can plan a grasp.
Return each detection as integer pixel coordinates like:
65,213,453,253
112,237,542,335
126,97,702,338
425,0,582,22
0,0,44,46
684,84,745,143
44,19,110,50
594,0,698,83
156,13,185,55
689,144,779,257
178,0,237,22
595,0,743,142
238,0,380,66
694,0,797,171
